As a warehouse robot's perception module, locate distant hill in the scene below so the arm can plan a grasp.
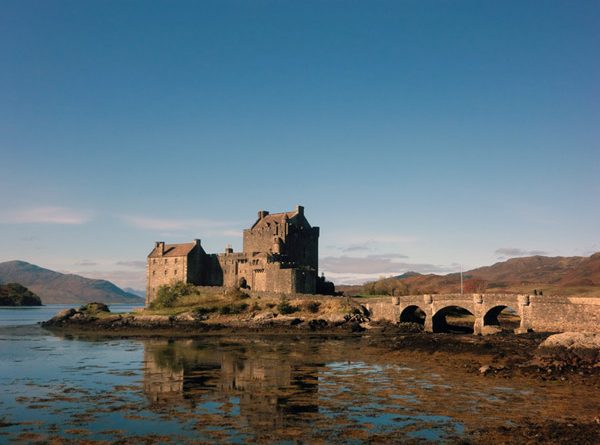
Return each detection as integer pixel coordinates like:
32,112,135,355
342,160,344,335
394,271,422,279
0,283,42,306
0,261,144,304
350,253,600,297
124,287,146,298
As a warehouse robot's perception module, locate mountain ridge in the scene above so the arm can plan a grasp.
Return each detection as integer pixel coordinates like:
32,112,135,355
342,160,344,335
0,260,144,304
342,253,600,297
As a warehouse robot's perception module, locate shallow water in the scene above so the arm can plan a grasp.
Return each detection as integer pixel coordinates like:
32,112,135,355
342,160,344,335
0,306,598,443
0,304,142,327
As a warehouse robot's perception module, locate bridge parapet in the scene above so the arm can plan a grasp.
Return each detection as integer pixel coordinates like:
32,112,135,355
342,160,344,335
360,293,600,335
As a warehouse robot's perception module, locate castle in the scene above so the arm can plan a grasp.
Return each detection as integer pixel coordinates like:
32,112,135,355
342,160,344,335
146,206,326,305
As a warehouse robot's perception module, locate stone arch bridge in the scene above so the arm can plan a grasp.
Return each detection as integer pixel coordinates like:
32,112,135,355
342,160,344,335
364,293,600,334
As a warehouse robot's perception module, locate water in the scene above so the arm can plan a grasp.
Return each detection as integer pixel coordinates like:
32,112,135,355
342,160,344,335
0,306,597,443
0,304,142,327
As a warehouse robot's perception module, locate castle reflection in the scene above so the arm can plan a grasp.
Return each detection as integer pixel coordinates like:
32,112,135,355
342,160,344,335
140,336,600,442
143,338,323,433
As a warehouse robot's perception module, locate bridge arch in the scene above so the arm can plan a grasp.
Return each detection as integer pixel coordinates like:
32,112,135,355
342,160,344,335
432,305,476,334
399,305,426,325
483,305,521,333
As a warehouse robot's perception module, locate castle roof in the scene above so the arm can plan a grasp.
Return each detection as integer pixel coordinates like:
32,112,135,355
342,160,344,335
148,242,197,258
251,210,298,230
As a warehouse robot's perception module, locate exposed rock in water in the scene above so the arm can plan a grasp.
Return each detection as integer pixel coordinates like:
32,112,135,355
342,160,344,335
43,302,110,327
52,308,76,322
537,332,600,365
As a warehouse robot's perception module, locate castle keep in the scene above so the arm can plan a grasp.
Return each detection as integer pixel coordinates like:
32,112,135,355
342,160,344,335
146,206,321,305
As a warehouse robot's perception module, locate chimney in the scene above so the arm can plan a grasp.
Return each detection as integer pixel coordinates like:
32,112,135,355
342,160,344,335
296,205,304,215
155,241,165,255
193,239,201,247
258,210,269,219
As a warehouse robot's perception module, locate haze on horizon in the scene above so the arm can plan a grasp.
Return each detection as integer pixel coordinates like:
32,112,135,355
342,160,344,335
1,1,599,290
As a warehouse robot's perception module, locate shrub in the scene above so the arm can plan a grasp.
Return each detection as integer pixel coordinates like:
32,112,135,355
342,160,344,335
224,287,250,300
277,297,299,315
306,301,321,313
219,303,249,315
193,306,218,316
150,282,196,309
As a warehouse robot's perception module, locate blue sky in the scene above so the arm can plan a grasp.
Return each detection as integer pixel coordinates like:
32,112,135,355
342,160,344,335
1,0,599,289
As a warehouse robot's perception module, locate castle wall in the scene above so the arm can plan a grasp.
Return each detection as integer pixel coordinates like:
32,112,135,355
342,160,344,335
252,268,267,291
243,226,280,254
292,269,317,294
285,226,319,271
146,207,323,305
146,255,189,304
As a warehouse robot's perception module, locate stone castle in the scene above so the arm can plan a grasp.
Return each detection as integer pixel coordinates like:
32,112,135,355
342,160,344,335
146,206,327,305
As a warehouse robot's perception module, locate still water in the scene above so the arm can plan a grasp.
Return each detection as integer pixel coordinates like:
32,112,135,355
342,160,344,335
0,306,596,443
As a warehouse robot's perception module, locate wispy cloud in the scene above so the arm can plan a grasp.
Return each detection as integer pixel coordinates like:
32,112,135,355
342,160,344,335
0,206,91,225
19,236,39,242
495,247,548,258
320,254,454,276
121,215,241,236
116,260,146,269
75,260,98,267
323,234,418,257
342,245,371,252
365,253,409,260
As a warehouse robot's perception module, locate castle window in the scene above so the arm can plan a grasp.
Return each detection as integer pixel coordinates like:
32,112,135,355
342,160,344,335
174,269,178,275
174,258,178,264
152,271,156,276
164,270,167,275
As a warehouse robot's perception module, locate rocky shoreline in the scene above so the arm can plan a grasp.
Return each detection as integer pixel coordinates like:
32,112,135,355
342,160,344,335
42,303,600,374
40,302,375,335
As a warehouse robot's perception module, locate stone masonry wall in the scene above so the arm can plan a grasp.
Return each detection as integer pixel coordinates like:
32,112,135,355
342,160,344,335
365,294,600,334
146,256,189,305
527,296,600,332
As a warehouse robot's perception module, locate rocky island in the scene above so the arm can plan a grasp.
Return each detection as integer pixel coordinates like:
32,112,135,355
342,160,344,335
0,283,42,306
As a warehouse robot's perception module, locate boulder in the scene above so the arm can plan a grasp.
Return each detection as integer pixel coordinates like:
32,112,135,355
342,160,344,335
397,322,424,333
308,319,328,330
253,312,275,321
79,302,110,314
49,308,76,323
480,325,502,336
538,332,600,365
